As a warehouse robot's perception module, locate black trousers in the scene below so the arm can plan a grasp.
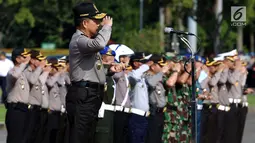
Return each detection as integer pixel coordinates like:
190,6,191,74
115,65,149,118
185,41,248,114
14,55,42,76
113,111,130,143
66,84,103,143
200,104,211,143
225,104,238,143
42,111,61,143
5,104,28,143
237,105,248,143
35,109,48,143
24,107,41,143
200,104,218,143
57,113,68,143
145,111,164,143
216,110,228,143
0,76,7,104
95,110,114,143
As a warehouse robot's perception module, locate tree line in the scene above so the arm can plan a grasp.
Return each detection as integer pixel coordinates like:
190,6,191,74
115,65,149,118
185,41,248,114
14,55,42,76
0,0,254,55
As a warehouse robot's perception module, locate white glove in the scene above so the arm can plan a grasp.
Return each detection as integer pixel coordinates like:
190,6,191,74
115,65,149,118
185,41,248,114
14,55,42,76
98,102,105,118
61,105,66,113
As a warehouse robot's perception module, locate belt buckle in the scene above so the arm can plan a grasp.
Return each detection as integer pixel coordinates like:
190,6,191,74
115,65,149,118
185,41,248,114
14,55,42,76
144,111,150,117
218,105,224,111
129,108,132,113
124,107,130,113
28,104,31,109
163,107,167,112
225,106,230,111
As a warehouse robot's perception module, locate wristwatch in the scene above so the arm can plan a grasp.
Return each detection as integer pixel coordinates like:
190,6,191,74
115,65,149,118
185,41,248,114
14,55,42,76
172,70,179,73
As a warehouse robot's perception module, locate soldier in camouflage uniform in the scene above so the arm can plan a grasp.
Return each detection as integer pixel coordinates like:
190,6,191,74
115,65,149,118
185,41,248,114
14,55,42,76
175,58,193,143
177,83,192,143
162,57,183,143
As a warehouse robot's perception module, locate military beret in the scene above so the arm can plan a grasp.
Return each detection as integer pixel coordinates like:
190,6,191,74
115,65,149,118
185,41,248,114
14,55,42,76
100,46,116,56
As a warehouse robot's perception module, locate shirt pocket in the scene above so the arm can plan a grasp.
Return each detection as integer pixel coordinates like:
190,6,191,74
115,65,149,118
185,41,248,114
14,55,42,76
18,77,26,90
136,80,145,89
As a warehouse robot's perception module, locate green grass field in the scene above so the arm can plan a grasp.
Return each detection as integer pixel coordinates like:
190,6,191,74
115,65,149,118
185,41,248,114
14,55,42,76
0,104,6,122
248,95,255,106
0,89,5,122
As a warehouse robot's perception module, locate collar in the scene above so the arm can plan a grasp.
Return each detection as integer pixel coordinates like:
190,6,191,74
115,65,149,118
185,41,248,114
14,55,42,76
27,66,33,72
77,29,84,35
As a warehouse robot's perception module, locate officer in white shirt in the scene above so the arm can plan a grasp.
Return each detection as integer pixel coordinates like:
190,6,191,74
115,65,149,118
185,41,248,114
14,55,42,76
0,51,14,105
128,52,153,143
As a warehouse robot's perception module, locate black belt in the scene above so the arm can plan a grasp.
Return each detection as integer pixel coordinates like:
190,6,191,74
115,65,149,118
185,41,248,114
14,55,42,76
7,102,29,111
28,104,41,111
155,107,165,113
48,110,61,115
202,103,219,110
40,108,48,112
203,104,211,109
166,104,178,111
72,81,105,89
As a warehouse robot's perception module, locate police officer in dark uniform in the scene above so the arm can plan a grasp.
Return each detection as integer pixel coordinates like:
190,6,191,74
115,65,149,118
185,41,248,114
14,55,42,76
67,2,121,143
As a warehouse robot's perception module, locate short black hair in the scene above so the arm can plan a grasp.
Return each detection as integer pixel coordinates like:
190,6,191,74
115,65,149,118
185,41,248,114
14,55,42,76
11,48,25,64
74,18,85,27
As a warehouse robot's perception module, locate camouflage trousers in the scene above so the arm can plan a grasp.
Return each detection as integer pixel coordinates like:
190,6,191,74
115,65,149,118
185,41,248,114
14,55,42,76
162,109,191,143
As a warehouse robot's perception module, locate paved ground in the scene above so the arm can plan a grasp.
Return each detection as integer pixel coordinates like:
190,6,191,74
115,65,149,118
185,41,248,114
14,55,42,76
0,129,6,143
242,112,255,143
0,113,254,143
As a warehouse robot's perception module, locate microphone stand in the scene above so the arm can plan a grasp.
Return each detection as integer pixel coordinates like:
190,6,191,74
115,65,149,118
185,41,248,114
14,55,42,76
177,35,197,143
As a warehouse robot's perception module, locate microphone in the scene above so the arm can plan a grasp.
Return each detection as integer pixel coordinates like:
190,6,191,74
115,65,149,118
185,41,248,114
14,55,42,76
164,27,195,35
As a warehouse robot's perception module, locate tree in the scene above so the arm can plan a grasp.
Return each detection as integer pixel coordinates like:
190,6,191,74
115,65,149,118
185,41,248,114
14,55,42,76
122,24,162,54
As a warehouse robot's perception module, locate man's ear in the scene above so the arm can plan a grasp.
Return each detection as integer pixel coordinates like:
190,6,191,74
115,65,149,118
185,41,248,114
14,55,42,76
16,57,21,63
150,64,155,70
133,61,139,67
82,19,89,29
101,55,106,61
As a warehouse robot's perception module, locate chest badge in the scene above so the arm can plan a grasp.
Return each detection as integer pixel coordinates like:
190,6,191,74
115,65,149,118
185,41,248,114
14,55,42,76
96,62,102,70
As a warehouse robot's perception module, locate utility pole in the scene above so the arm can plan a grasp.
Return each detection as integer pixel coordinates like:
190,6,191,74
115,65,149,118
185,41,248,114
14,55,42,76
159,0,165,52
188,0,197,53
214,0,223,54
140,0,144,31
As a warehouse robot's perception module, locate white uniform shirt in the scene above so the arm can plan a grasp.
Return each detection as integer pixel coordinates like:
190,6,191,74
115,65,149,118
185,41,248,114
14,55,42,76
128,64,150,112
0,58,14,77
